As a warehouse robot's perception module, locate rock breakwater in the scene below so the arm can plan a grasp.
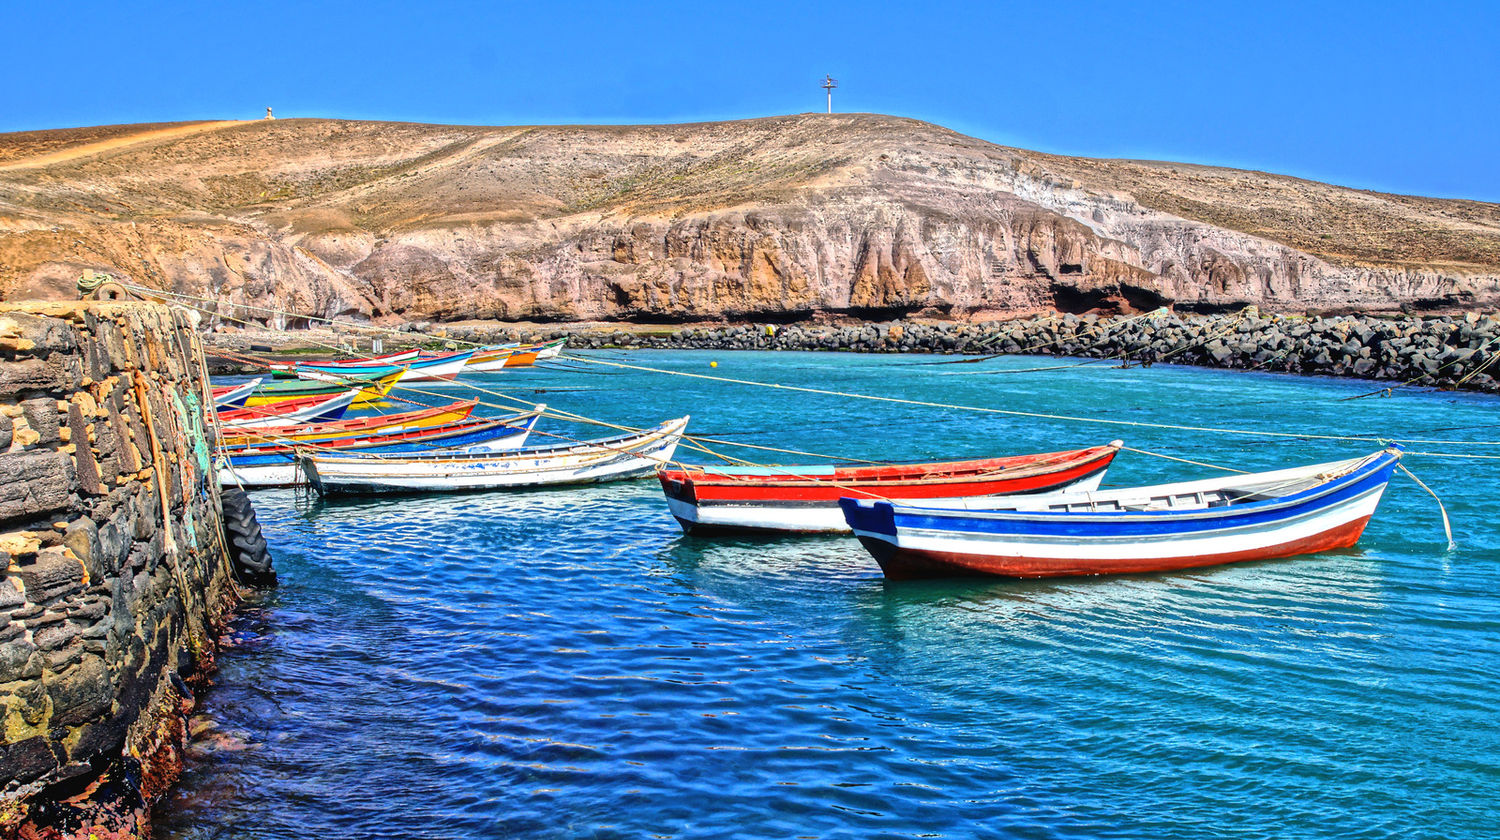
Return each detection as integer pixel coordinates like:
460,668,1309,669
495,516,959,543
416,311,1500,394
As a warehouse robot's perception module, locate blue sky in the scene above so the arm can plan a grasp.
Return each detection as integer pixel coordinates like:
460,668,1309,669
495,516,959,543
4,0,1497,201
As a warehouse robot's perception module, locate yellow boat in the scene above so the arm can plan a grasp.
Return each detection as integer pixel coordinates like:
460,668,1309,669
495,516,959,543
243,369,406,409
222,400,479,444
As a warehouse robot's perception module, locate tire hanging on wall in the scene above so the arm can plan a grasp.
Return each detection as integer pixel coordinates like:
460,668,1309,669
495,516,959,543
220,488,277,587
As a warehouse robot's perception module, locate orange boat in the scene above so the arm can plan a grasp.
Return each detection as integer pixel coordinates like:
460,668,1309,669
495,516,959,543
222,400,479,444
461,343,543,371
503,346,542,367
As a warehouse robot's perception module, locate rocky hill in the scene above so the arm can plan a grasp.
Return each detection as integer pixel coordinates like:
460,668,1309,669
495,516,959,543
1,114,1496,323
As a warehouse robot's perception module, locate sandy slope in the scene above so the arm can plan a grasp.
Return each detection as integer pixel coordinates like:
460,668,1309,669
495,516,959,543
0,114,1495,320
0,120,245,171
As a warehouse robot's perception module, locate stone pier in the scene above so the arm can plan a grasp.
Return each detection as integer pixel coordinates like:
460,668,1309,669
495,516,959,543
0,303,237,839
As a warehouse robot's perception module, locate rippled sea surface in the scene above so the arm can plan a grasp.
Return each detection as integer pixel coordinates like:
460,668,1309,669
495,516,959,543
160,351,1500,839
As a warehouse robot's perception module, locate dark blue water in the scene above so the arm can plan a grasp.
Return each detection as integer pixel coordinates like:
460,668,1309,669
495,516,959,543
162,351,1500,839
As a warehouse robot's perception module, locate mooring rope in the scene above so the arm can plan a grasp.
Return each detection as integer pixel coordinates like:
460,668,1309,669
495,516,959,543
554,353,1500,450
119,279,1500,469
1397,462,1457,550
1120,446,1247,474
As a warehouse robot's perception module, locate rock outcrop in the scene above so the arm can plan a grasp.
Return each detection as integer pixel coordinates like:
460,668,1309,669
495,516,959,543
1,115,1497,322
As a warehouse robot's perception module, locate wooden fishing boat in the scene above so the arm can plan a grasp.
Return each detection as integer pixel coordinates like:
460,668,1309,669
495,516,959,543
219,411,542,487
452,341,550,372
501,346,542,367
381,349,474,382
839,447,1404,580
211,377,263,409
536,338,566,360
221,400,480,444
267,348,420,376
659,442,1122,535
281,349,474,382
244,369,405,408
464,344,521,372
218,390,359,428
301,416,690,495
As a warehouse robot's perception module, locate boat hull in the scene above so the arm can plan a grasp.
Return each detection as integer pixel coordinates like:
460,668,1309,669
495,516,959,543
288,350,473,382
219,420,535,487
400,350,476,382
245,371,402,408
659,443,1119,535
840,450,1400,579
464,345,519,372
221,400,480,444
303,417,689,495
664,465,1109,535
211,378,262,409
219,390,357,428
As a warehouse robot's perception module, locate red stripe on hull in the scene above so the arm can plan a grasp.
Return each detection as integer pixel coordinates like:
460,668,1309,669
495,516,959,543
861,515,1375,580
660,454,1114,505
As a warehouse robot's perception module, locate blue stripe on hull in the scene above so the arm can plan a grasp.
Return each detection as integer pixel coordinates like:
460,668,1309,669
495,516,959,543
839,451,1401,542
228,422,532,468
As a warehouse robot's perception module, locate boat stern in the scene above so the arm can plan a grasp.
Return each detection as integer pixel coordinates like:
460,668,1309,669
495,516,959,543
297,455,327,495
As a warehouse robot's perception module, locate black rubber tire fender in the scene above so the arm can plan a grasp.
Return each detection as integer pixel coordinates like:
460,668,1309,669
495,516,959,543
220,488,277,587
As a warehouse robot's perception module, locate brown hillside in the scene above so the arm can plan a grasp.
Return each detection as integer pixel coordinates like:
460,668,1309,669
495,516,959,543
0,114,1495,321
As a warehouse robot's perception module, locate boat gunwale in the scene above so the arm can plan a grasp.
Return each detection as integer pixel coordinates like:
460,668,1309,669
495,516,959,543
659,444,1120,489
849,448,1402,527
221,412,540,456
222,399,481,441
303,417,690,466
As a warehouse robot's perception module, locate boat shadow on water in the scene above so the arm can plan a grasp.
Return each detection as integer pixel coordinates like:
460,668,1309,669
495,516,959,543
845,544,1391,648
287,478,661,522
657,532,876,582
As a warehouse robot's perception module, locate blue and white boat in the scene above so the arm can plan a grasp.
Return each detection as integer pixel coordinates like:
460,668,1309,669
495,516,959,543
839,447,1403,579
219,412,541,487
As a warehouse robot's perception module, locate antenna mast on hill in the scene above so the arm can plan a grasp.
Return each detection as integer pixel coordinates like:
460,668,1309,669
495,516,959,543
821,75,838,114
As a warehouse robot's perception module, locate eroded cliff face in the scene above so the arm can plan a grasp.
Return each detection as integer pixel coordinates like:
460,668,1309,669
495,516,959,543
0,115,1496,322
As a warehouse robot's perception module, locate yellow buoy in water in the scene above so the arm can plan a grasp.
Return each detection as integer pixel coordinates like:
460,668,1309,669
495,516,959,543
709,361,718,368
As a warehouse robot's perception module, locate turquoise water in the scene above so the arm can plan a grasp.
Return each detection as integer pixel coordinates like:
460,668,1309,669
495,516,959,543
162,351,1499,839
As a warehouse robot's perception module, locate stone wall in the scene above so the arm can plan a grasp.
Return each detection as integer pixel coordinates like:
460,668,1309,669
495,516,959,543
0,302,236,839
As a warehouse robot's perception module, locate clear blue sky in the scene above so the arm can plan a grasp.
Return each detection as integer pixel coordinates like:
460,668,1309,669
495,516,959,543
5,0,1497,201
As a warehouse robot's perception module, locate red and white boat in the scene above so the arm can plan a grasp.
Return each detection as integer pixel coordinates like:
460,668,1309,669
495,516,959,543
657,441,1121,535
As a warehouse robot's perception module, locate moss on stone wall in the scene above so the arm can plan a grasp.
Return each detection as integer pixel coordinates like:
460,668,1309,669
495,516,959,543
0,302,237,840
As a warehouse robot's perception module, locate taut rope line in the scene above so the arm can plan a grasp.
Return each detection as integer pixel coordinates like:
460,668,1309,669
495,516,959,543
555,353,1500,449
118,280,1500,459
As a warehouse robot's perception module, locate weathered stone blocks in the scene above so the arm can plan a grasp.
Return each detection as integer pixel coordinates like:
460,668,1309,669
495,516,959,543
0,451,75,526
0,302,240,839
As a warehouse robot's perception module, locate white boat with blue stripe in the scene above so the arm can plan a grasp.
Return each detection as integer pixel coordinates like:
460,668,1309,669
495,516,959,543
300,416,689,495
839,447,1403,579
